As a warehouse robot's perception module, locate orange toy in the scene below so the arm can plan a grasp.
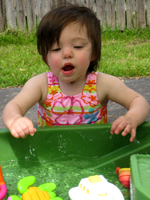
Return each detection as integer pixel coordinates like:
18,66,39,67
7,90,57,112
116,167,130,189
22,186,50,200
8,176,63,200
0,166,7,200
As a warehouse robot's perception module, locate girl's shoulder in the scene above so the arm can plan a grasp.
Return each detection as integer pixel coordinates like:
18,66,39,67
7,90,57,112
96,72,127,105
24,72,48,104
97,72,121,85
97,72,128,93
26,72,48,89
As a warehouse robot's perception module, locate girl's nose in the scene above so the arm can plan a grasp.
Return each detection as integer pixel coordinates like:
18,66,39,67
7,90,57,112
62,47,73,59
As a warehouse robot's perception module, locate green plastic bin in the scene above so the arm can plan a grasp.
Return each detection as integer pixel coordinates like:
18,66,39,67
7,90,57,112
0,122,150,199
130,154,150,200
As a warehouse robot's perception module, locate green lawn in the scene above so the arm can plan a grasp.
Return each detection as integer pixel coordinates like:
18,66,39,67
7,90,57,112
0,28,150,88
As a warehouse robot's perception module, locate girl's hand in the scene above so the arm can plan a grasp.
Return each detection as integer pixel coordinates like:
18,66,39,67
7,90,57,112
110,114,137,142
9,117,36,138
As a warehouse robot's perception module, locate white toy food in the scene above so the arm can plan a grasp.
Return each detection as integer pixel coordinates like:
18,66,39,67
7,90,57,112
69,175,124,200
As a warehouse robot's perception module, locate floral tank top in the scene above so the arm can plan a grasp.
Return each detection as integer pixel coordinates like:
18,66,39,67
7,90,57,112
38,72,107,126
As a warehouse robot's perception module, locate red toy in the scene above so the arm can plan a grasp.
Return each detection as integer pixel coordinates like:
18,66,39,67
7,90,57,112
0,166,7,200
116,167,130,189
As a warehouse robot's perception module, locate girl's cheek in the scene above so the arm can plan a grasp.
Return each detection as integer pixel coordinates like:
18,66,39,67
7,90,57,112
48,56,60,68
53,59,60,68
78,55,91,66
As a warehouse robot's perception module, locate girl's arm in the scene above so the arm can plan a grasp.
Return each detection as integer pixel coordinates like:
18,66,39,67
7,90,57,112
110,95,149,142
2,73,48,138
97,73,149,142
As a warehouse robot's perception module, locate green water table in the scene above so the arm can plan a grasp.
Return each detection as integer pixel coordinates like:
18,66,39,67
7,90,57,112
0,122,150,199
130,154,150,200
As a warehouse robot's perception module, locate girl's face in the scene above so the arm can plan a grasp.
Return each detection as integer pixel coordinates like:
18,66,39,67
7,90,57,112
46,22,93,84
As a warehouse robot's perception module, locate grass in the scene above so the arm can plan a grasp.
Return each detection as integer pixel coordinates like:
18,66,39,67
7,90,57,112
101,28,150,78
0,28,150,88
0,30,48,88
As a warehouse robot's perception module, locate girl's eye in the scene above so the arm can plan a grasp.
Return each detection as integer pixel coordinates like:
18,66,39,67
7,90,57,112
51,48,61,52
74,46,83,49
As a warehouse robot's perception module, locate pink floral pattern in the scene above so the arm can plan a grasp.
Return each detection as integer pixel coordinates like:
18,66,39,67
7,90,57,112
38,72,107,126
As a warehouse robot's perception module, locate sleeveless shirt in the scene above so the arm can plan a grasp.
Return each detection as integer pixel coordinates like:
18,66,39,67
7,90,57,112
38,71,107,126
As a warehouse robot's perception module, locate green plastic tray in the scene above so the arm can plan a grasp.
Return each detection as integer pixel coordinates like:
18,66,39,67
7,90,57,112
130,154,150,200
0,121,150,199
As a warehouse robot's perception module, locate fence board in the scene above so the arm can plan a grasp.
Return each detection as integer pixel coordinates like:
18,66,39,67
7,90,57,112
49,0,67,10
0,0,6,31
0,0,150,32
26,0,36,30
86,0,96,12
105,0,115,29
16,0,25,29
35,0,46,23
136,0,146,28
146,0,150,26
78,0,86,5
5,0,16,28
50,0,57,9
116,0,125,30
96,0,106,28
45,0,51,13
49,0,54,9
126,0,136,29
57,0,66,6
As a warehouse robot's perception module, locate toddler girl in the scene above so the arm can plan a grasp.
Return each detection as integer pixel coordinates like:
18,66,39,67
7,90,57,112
3,5,149,142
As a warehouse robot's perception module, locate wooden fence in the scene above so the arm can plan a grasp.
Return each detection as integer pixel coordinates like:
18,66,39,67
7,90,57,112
0,0,150,32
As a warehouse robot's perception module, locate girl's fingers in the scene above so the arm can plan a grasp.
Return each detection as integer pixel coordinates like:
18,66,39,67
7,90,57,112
130,129,136,142
25,120,36,136
121,124,131,137
11,127,20,138
111,116,137,142
10,117,36,138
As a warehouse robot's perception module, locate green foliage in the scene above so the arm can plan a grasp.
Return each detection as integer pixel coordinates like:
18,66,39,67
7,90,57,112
0,29,48,88
0,28,150,88
100,27,150,77
0,29,37,46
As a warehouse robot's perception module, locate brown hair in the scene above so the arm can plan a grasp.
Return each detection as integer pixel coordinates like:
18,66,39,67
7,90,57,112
37,4,101,72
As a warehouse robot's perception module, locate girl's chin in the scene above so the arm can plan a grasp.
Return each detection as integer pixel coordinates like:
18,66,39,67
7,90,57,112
60,76,76,84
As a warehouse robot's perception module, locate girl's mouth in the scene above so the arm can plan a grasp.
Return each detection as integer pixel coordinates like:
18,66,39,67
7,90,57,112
62,64,75,75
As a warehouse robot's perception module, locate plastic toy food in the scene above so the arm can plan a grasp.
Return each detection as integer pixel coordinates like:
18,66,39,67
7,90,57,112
69,175,124,200
0,166,7,200
116,167,130,189
8,176,63,200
